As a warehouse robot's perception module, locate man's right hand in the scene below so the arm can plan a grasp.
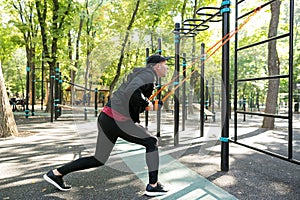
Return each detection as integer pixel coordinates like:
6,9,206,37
146,101,153,111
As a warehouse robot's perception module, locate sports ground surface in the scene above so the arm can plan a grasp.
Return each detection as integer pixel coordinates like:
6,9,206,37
0,108,299,199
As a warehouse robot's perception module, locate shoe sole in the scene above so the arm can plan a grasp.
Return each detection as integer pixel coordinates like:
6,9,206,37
43,174,71,191
144,191,168,197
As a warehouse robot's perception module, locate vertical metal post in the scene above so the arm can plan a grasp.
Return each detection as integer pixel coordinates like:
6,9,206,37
50,65,55,122
84,104,88,121
234,0,239,142
212,78,216,122
250,92,253,112
95,88,98,117
288,0,294,159
174,23,180,146
205,80,209,110
41,52,44,110
256,91,260,111
145,48,150,129
221,0,230,172
157,39,162,137
25,66,30,118
229,83,232,119
243,95,246,121
31,63,35,116
59,72,62,117
200,43,205,137
182,53,187,131
55,63,59,120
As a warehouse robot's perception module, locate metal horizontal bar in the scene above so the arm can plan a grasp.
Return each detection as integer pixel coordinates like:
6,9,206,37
183,24,201,27
230,140,300,165
63,80,95,92
184,22,221,26
196,6,220,13
197,10,222,22
197,13,219,17
183,18,205,23
237,74,289,82
237,0,246,5
182,23,209,28
182,10,220,36
237,0,278,20
237,33,289,51
179,26,209,30
236,110,289,119
185,19,221,25
183,35,196,38
183,19,204,26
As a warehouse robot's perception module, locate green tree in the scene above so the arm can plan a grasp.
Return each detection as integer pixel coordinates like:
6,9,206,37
9,0,39,105
35,0,73,112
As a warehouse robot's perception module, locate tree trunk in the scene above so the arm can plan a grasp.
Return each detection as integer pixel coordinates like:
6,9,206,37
262,1,281,129
83,0,103,107
0,61,18,138
67,31,73,105
71,17,84,105
109,0,140,96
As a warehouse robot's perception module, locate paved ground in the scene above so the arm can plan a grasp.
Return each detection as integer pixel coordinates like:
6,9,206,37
0,108,300,200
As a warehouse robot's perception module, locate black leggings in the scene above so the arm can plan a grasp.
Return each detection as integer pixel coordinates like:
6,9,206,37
57,112,159,184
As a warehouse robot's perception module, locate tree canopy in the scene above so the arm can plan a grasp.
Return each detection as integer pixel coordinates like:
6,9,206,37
0,0,299,136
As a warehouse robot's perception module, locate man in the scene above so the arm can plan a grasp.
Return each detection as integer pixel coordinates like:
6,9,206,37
43,54,169,197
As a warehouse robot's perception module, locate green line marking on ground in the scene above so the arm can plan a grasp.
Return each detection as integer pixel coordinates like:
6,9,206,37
118,140,237,200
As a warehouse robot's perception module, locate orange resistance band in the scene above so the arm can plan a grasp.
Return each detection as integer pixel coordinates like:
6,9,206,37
150,6,262,103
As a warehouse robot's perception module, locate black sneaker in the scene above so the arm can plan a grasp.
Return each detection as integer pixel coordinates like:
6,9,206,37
43,170,71,191
145,182,169,196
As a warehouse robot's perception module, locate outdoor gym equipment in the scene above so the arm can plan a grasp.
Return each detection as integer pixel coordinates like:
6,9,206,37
232,0,299,165
145,0,256,150
158,0,263,170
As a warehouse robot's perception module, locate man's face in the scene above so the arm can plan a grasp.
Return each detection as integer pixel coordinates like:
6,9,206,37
157,61,168,77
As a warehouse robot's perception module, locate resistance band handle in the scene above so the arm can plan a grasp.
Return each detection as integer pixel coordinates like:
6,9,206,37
145,101,152,111
154,99,159,111
145,100,163,111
